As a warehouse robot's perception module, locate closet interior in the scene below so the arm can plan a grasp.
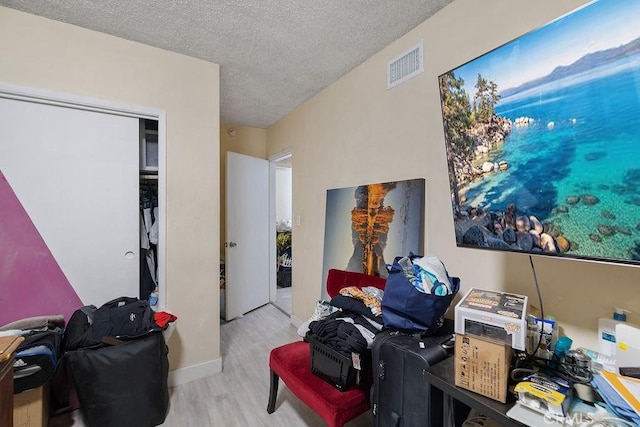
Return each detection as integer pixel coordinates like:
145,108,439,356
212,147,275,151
139,119,159,306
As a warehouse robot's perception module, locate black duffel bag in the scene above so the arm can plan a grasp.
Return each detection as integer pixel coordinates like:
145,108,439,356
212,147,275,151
66,331,169,427
64,296,157,351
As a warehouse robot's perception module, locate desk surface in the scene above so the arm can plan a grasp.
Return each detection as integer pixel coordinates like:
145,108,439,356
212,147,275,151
0,336,23,362
426,357,528,427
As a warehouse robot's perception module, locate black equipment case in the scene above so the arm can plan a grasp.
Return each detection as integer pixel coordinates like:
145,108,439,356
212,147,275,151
371,320,455,427
66,331,169,427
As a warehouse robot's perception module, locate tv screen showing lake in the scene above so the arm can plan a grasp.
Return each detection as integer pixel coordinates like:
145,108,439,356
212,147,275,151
438,0,640,264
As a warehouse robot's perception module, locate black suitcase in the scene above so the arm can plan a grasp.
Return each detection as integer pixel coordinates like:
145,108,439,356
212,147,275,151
66,331,169,427
371,320,455,427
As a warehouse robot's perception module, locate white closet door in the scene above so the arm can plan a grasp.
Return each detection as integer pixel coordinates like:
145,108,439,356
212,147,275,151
0,97,140,306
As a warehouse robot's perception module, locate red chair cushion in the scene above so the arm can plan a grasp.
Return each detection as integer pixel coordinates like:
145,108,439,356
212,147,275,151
326,268,386,298
269,341,370,427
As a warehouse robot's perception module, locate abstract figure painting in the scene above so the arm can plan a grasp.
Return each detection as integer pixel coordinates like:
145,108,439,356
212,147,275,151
322,178,425,288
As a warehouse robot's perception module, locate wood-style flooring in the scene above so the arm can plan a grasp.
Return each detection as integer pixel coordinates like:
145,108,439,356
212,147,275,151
274,285,292,315
49,303,373,426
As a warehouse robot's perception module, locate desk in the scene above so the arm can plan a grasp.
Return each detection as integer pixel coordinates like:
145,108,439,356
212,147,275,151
1,335,25,427
425,357,527,427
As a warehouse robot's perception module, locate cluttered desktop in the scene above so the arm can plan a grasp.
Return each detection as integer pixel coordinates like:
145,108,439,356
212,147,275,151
449,288,640,427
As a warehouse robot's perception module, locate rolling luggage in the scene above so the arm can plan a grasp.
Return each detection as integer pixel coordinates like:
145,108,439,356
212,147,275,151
371,320,454,427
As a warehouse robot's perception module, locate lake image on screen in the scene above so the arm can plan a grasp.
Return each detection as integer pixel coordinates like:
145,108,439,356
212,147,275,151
439,0,640,263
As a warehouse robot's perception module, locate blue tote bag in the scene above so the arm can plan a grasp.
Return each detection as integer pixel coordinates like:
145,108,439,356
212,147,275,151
381,254,460,335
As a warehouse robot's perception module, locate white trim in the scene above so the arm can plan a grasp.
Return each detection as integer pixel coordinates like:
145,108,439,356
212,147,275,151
0,83,167,311
168,358,222,388
0,83,158,119
268,150,293,306
156,113,167,311
269,150,292,163
269,161,278,304
290,314,304,330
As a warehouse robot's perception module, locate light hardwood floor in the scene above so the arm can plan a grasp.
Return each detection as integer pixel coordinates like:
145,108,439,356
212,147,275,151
49,303,373,426
274,285,292,315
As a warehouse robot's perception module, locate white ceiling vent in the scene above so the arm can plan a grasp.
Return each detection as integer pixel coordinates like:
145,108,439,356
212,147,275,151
387,41,424,90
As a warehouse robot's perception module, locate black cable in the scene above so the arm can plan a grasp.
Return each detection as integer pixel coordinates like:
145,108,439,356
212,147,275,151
511,256,595,402
522,354,593,384
528,255,545,358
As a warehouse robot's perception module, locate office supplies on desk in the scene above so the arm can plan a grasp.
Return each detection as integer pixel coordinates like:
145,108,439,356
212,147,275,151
507,398,628,427
514,373,572,419
592,371,640,425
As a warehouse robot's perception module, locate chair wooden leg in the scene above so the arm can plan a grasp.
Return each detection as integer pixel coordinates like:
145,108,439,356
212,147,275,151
267,369,279,414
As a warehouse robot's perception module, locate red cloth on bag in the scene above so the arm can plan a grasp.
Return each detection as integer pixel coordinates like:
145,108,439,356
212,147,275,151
154,311,177,329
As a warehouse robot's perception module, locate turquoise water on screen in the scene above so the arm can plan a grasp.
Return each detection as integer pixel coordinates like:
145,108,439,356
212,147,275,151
462,53,640,261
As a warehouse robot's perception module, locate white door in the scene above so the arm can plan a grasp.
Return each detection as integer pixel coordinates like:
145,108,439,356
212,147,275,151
226,152,270,320
0,97,140,305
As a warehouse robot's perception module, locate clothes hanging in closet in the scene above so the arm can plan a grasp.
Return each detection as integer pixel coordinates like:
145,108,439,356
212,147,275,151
140,184,158,303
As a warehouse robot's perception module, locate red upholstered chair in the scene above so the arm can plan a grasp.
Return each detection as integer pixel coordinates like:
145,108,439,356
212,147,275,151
267,269,386,427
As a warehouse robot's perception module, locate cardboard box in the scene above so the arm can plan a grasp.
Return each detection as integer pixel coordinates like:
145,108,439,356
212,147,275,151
455,333,512,403
13,384,49,427
455,288,528,350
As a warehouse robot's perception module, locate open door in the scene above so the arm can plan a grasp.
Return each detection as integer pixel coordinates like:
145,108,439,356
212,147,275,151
225,152,270,320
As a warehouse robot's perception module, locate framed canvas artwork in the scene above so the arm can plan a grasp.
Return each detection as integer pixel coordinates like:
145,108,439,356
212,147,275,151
321,178,425,293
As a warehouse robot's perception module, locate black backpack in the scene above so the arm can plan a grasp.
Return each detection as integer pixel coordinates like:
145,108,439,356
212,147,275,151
64,297,157,351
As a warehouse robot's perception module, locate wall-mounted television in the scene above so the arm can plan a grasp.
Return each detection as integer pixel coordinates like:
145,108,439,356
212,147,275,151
438,0,640,265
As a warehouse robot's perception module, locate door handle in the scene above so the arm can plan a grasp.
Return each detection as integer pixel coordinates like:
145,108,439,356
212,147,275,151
228,241,237,248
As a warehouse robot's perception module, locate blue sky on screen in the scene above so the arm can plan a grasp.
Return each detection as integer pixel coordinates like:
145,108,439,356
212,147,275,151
451,0,640,92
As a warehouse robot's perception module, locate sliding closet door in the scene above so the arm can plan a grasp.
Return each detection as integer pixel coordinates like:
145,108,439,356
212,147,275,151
0,97,139,306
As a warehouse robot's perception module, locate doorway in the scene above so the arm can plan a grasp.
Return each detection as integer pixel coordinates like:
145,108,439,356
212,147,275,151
272,153,292,315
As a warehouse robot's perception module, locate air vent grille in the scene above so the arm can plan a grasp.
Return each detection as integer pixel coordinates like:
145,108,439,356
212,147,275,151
387,41,424,89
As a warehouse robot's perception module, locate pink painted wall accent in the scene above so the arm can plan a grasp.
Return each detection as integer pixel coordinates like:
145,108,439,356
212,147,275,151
0,170,82,326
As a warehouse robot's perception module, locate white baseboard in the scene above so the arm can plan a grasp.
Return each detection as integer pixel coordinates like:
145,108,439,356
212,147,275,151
290,314,303,329
168,357,222,388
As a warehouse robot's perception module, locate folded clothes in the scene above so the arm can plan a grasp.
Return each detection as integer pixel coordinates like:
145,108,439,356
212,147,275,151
339,286,383,316
330,295,383,324
0,314,65,331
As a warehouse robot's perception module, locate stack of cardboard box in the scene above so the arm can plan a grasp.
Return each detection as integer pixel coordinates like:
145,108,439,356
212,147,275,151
454,288,528,403
14,384,49,427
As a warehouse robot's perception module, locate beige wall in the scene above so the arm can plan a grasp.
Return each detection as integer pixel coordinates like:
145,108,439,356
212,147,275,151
0,7,220,374
219,123,267,254
268,0,640,350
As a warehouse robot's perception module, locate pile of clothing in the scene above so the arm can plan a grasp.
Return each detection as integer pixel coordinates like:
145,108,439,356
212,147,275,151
305,286,384,357
0,315,64,396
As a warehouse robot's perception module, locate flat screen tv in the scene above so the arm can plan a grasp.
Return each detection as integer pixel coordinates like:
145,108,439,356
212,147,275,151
438,0,640,265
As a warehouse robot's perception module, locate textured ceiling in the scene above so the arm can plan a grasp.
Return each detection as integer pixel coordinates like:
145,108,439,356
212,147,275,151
0,0,453,128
